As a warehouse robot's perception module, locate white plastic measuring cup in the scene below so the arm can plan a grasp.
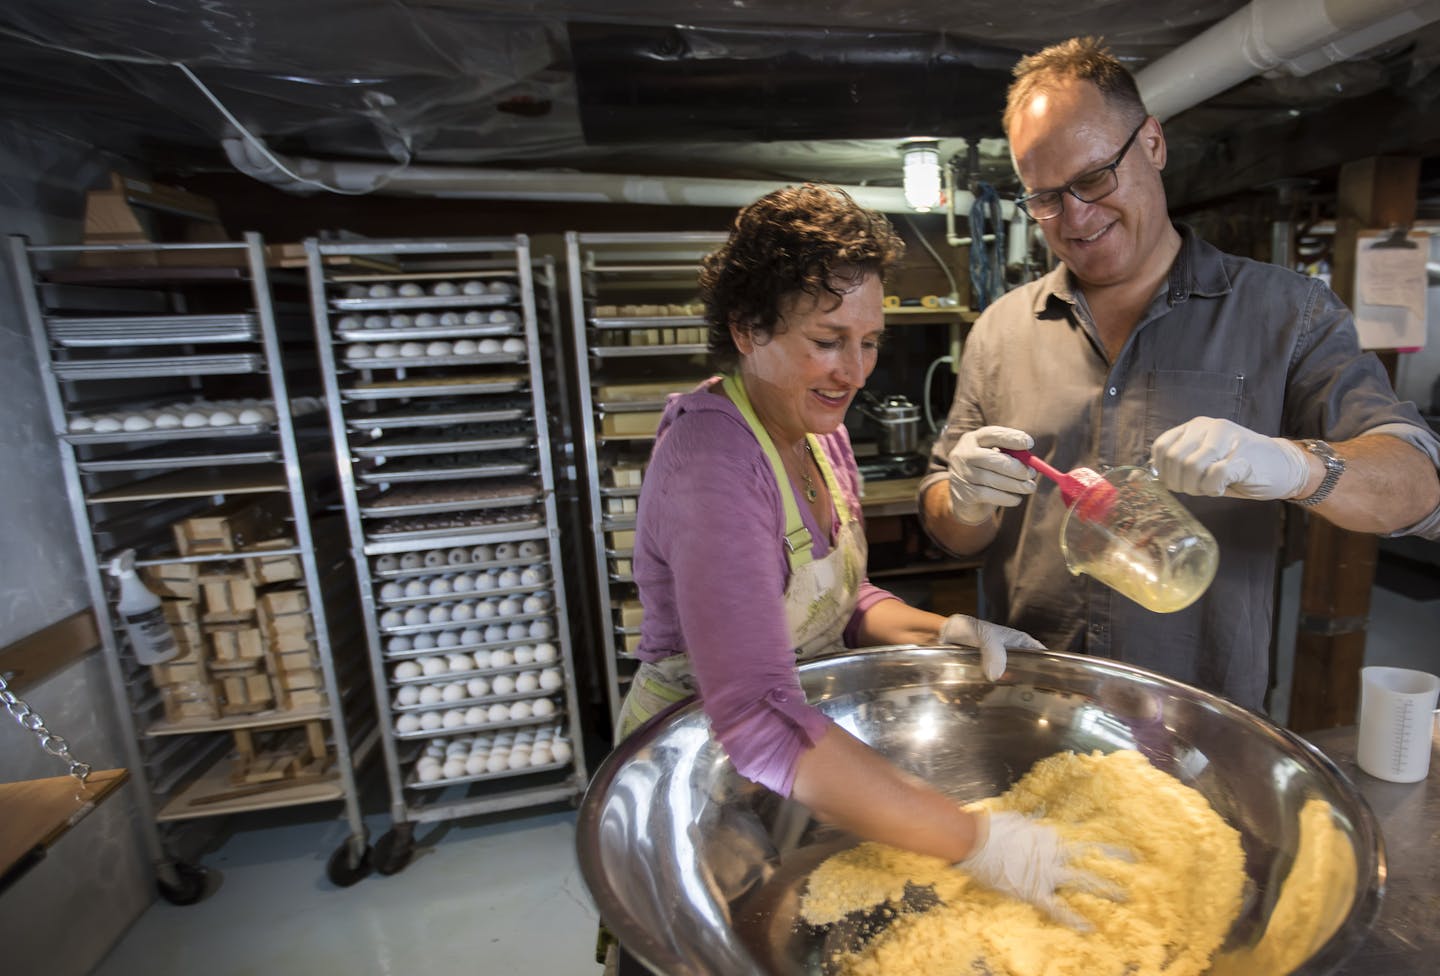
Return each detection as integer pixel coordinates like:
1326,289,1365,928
1356,666,1440,783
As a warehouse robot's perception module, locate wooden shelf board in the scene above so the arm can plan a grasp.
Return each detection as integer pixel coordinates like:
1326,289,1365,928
1,769,129,886
146,704,331,737
155,759,341,821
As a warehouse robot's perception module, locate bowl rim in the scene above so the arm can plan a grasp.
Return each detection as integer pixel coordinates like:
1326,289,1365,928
577,644,1386,976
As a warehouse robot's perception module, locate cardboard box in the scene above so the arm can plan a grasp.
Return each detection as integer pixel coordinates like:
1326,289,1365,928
273,647,319,672
200,572,256,621
160,600,205,659
220,669,274,714
618,599,644,628
145,562,201,601
209,624,265,667
151,659,206,687
264,628,315,654
607,529,636,552
272,667,321,692
245,539,303,586
172,498,284,556
600,410,664,438
283,688,327,709
258,588,309,618
161,681,220,722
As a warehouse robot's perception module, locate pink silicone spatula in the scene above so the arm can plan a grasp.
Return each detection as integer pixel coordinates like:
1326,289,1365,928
1001,448,1118,520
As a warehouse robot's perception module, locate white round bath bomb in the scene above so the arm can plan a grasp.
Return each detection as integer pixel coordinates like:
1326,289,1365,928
512,645,535,666
373,342,400,358
417,762,443,783
531,697,556,718
489,648,513,668
466,677,491,698
493,542,517,562
446,547,470,565
418,685,443,706
425,341,452,357
380,581,403,600
470,544,493,563
452,338,478,355
375,554,400,572
484,624,507,643
396,684,421,706
155,412,183,429
508,750,532,770
431,280,457,296
449,601,475,622
439,311,462,327
179,412,207,429
428,577,452,596
534,643,558,665
379,609,403,629
475,572,498,592
363,314,389,330
442,709,467,729
367,283,394,298
208,410,237,427
427,605,451,624
414,312,439,328
497,570,521,588
404,607,428,626
459,629,483,648
531,745,554,767
465,706,488,727
520,566,546,586
551,740,572,763
387,314,412,329
463,310,486,325
497,597,521,617
474,599,497,619
462,279,487,295
396,713,421,734
446,653,473,673
410,632,436,651
528,619,553,639
491,674,516,696
419,710,443,731
420,656,447,677
237,407,265,424
435,630,460,649
393,660,421,680
337,315,362,330
399,341,425,358
400,552,424,570
398,282,424,297
507,622,530,641
487,703,510,723
486,753,509,774
478,338,501,355
423,550,446,567
522,594,547,614
442,758,466,779
517,540,544,558
442,682,467,703
539,668,563,691
514,671,539,694
501,337,526,355
465,754,489,776
344,344,374,362
404,579,428,598
452,573,475,593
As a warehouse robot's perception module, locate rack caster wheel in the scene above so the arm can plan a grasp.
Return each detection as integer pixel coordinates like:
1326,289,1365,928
374,826,415,876
157,862,210,905
326,841,374,887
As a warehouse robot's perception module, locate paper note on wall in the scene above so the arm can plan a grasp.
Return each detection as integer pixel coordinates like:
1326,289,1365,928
1353,230,1429,350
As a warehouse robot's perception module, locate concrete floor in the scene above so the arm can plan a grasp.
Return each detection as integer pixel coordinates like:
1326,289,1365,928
88,556,1439,976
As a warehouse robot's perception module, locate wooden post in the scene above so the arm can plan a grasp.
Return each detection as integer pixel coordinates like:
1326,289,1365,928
1287,156,1418,732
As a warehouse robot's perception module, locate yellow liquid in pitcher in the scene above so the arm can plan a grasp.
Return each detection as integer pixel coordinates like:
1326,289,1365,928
1077,540,1217,613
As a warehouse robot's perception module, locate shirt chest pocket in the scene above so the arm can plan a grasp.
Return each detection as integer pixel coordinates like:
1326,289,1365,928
1144,370,1247,446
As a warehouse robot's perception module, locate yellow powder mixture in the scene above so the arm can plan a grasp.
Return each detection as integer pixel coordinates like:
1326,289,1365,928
801,750,1246,976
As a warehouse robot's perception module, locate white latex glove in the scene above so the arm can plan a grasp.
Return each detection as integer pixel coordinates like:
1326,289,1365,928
938,614,1046,681
1150,417,1309,500
956,810,1124,930
946,426,1038,524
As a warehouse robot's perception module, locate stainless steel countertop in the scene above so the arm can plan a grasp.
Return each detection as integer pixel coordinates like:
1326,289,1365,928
1307,716,1440,975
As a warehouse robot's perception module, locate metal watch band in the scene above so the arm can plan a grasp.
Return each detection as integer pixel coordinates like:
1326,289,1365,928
1294,439,1345,507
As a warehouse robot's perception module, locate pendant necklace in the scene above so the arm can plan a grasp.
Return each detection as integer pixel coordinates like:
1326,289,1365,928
797,441,818,503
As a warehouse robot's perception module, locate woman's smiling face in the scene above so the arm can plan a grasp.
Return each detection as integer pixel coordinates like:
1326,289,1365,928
733,271,884,444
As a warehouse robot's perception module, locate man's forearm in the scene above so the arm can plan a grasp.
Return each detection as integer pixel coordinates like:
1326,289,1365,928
1303,433,1440,534
920,480,1001,555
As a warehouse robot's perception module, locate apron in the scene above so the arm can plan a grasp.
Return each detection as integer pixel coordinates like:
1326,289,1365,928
615,373,868,741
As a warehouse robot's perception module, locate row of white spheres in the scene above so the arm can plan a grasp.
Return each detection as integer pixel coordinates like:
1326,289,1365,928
345,337,526,360
337,309,520,331
395,697,557,734
391,644,559,679
416,729,571,780
345,280,516,299
375,541,544,572
378,566,549,600
395,667,565,705
68,398,280,433
380,615,555,644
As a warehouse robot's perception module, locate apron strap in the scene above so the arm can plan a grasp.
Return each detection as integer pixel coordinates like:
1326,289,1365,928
721,373,814,570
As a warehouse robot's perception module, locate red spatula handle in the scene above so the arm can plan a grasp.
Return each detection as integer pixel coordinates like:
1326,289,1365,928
1000,447,1067,485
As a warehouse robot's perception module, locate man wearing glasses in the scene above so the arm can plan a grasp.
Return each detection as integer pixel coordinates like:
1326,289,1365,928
919,37,1440,711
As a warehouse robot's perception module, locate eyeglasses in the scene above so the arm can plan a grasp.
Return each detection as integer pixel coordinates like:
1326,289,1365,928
1014,118,1148,221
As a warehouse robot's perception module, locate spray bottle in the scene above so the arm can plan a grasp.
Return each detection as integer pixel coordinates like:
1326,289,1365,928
108,549,179,664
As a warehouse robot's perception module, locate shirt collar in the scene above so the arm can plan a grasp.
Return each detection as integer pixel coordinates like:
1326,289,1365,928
1031,222,1234,317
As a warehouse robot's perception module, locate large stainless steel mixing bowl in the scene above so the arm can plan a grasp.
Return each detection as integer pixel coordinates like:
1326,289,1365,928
577,646,1384,975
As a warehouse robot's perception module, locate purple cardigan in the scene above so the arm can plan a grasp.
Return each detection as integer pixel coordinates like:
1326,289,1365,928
633,380,897,795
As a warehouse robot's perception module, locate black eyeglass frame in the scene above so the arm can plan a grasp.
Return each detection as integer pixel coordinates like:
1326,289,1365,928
1014,117,1149,220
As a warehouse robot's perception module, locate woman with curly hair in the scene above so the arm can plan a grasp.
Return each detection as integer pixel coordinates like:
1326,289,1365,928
613,184,1112,924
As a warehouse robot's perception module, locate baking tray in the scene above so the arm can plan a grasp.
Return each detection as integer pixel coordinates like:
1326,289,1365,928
52,353,264,380
403,754,571,790
63,422,272,446
589,315,706,329
359,480,542,516
379,609,553,638
357,457,534,486
365,512,543,544
590,343,708,359
332,293,510,312
48,313,259,346
598,486,643,498
385,639,556,673
391,684,559,713
342,374,527,400
346,402,529,432
77,441,281,472
377,580,548,608
351,427,533,459
344,352,523,370
334,323,518,342
371,553,547,581
601,516,638,532
84,464,286,503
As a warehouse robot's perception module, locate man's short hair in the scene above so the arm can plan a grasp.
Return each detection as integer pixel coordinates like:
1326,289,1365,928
1003,36,1148,135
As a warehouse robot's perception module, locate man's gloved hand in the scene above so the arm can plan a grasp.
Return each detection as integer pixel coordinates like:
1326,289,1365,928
947,426,1038,524
1151,417,1309,500
956,809,1125,930
938,614,1045,681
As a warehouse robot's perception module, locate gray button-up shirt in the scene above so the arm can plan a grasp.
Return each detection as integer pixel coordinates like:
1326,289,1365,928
921,224,1440,710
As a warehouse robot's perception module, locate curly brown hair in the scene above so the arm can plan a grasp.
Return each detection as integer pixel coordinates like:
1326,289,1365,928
700,184,904,367
1003,37,1147,136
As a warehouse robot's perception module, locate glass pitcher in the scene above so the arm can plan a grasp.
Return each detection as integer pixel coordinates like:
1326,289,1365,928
1058,465,1218,613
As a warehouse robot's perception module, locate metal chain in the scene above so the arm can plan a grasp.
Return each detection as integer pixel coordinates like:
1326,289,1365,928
0,669,92,784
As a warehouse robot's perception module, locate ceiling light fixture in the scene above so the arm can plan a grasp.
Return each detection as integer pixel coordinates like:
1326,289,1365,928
900,138,942,213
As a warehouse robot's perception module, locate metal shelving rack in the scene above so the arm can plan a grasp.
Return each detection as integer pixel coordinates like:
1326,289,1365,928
563,231,727,726
7,233,377,901
307,236,589,875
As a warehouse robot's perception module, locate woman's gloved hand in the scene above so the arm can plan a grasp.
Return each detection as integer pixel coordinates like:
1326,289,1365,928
946,426,1038,524
1151,417,1309,500
938,614,1045,681
956,809,1125,930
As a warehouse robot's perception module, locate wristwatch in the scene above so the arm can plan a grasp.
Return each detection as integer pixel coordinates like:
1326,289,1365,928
1294,439,1345,507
